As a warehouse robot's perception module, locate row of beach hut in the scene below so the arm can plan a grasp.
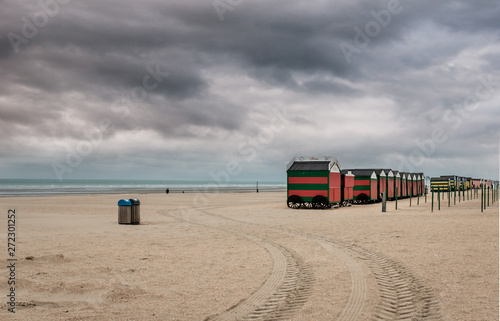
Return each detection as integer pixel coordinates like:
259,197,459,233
430,176,496,192
286,157,426,209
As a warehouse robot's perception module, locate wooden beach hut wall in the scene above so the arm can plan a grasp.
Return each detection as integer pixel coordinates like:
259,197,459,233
431,177,450,192
415,174,421,195
341,171,355,204
413,174,419,195
286,157,342,206
406,173,412,197
405,173,411,197
384,169,395,199
374,169,387,200
440,175,456,191
410,173,416,196
457,177,464,191
342,169,378,203
393,170,402,198
416,172,424,195
401,173,408,197
405,173,412,197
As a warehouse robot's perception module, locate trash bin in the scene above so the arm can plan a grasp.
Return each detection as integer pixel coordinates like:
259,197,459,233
130,198,140,224
118,199,132,224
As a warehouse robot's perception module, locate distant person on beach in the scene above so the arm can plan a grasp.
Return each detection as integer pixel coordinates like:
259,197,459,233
166,188,169,194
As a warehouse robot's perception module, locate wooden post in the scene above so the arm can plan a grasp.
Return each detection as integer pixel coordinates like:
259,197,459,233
448,189,450,207
484,185,486,211
431,191,434,212
395,187,398,210
454,187,456,205
256,181,259,193
409,186,412,207
481,185,484,212
438,190,440,210
487,186,490,207
382,190,387,212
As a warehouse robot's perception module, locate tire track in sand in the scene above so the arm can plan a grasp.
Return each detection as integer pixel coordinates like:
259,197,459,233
161,209,314,321
200,209,442,321
309,235,442,321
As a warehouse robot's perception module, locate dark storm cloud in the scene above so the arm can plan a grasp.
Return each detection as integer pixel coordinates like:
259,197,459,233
0,0,498,179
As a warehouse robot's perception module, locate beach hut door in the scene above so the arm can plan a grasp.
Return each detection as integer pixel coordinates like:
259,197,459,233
329,164,341,203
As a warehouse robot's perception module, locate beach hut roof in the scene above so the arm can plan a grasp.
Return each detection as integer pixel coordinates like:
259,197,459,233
342,169,377,177
351,168,386,176
286,156,340,171
383,169,394,177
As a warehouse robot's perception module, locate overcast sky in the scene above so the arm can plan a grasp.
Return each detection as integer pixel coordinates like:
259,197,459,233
1,0,499,182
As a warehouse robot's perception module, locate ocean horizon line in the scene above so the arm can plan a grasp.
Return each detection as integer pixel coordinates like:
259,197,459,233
0,178,286,197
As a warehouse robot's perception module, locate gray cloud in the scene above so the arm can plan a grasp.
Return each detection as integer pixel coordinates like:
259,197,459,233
0,0,498,181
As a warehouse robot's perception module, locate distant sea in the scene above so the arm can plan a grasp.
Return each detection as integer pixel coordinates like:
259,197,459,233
0,179,286,197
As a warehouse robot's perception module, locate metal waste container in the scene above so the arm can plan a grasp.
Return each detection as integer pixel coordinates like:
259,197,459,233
118,199,132,224
130,198,140,224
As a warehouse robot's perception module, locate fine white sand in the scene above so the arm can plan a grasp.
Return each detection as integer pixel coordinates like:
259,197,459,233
0,191,498,320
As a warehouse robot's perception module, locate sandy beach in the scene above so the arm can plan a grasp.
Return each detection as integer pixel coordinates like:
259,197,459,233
0,191,498,320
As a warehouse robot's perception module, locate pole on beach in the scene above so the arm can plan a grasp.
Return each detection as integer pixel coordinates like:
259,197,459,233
382,190,387,212
484,185,487,211
481,185,484,212
431,191,434,212
425,187,427,203
410,186,412,207
448,189,450,207
487,186,490,207
256,181,259,193
454,187,456,205
395,187,398,210
438,190,440,211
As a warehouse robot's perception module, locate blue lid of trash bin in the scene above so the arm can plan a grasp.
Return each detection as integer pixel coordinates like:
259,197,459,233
118,199,132,206
129,198,140,205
